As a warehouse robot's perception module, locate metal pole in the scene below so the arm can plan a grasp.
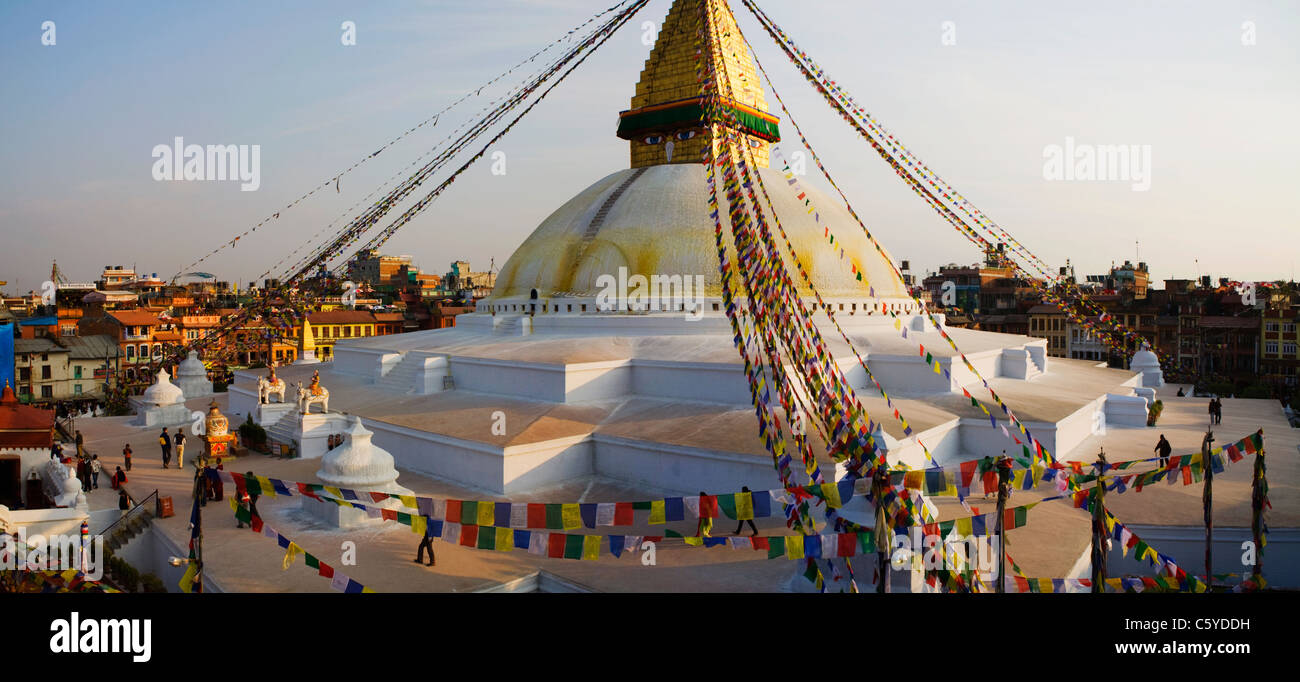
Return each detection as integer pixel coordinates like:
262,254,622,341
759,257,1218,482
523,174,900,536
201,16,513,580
1251,432,1265,583
1202,429,1214,588
996,452,1011,593
1090,448,1108,593
872,468,890,594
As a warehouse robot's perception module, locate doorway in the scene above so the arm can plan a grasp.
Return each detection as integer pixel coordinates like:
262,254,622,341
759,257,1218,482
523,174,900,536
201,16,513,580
0,456,21,509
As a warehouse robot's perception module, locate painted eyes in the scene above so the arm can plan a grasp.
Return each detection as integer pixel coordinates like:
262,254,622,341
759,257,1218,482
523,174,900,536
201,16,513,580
676,130,697,141
643,135,664,145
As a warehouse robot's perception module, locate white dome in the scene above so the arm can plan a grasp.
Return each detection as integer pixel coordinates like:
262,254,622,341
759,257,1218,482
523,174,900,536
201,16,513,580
317,417,404,490
140,368,185,406
178,351,206,377
491,164,913,303
1131,347,1160,370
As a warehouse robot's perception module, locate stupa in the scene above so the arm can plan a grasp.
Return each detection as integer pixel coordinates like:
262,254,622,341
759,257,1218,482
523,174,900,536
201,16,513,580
232,0,1153,515
305,416,414,529
175,350,214,399
131,367,192,427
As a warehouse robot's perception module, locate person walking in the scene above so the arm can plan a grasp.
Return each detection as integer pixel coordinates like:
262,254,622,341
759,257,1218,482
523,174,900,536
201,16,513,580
122,443,132,471
112,466,126,489
173,430,186,469
734,486,758,536
1154,434,1172,469
50,440,62,460
236,490,251,528
74,430,84,459
415,526,437,567
159,427,171,469
89,455,101,489
75,455,90,492
118,489,132,518
1212,397,1222,425
244,471,260,519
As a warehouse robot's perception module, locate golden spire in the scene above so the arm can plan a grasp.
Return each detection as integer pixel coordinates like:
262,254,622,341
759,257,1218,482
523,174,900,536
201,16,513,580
617,0,778,169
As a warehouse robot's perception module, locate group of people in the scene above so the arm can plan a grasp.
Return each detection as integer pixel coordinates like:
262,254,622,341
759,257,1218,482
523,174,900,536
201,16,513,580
1208,397,1223,425
157,427,186,469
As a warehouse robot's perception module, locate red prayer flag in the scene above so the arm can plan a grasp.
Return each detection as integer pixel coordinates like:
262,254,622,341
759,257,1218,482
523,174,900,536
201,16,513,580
459,525,478,547
700,495,719,519
446,500,462,523
527,503,547,528
547,533,566,558
614,502,634,526
837,533,857,558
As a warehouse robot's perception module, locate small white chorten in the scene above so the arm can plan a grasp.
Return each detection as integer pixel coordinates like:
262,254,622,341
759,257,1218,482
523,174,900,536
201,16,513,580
131,367,192,426
176,350,214,399
1130,343,1164,388
306,416,413,528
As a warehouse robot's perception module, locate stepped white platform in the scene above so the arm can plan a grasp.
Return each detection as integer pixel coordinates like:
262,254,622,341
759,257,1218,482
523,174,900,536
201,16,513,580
228,310,1154,498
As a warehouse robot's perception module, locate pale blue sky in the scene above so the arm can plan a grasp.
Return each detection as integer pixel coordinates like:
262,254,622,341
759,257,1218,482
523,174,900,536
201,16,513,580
1,0,1297,294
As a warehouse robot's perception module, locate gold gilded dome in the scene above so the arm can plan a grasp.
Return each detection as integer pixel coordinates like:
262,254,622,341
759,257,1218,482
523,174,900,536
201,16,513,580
490,163,911,302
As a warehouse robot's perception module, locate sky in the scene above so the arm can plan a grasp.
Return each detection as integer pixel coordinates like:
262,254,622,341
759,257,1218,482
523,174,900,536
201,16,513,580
1,0,1297,295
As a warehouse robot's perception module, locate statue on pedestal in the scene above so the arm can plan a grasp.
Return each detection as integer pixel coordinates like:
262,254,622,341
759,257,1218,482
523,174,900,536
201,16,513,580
258,364,287,404
296,371,329,414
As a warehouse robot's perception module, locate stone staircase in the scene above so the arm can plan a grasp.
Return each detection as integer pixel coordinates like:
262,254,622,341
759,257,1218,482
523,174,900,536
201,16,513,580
376,352,424,394
563,166,648,284
106,512,154,551
266,413,301,451
493,314,532,336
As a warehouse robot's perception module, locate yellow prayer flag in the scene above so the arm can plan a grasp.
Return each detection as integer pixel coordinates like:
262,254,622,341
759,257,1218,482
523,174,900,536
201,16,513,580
410,515,427,537
561,503,582,530
649,500,666,525
399,495,417,509
956,517,973,536
362,587,378,593
684,536,703,546
820,482,842,508
61,569,79,582
324,486,343,500
894,318,901,330
785,535,805,560
736,492,754,520
178,561,199,593
257,476,277,498
933,362,942,374
903,471,924,490
1038,578,1053,593
282,542,303,571
582,534,600,560
477,501,495,527
496,526,514,551
228,496,238,512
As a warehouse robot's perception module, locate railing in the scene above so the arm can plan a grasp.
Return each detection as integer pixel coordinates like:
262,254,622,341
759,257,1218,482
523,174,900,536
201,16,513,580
99,488,159,540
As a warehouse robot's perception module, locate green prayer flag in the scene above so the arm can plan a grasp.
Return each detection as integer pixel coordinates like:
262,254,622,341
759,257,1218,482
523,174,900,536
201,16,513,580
717,493,738,520
545,504,563,530
563,534,585,559
460,501,478,526
767,537,786,559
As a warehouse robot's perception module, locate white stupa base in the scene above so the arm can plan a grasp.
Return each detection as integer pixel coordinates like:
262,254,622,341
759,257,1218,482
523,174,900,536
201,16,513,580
302,493,410,530
129,399,193,427
253,401,296,428
294,351,320,365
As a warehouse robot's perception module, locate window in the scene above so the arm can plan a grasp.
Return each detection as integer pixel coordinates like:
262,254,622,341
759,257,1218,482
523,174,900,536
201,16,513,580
74,384,82,395
343,326,352,338
1265,322,1279,332
1265,342,1278,354
74,365,82,379
19,367,30,381
41,365,51,380
1285,343,1298,355
1286,323,1297,334
41,385,53,398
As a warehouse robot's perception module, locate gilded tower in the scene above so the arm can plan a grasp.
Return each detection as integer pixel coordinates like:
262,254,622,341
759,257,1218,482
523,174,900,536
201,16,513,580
616,0,779,169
